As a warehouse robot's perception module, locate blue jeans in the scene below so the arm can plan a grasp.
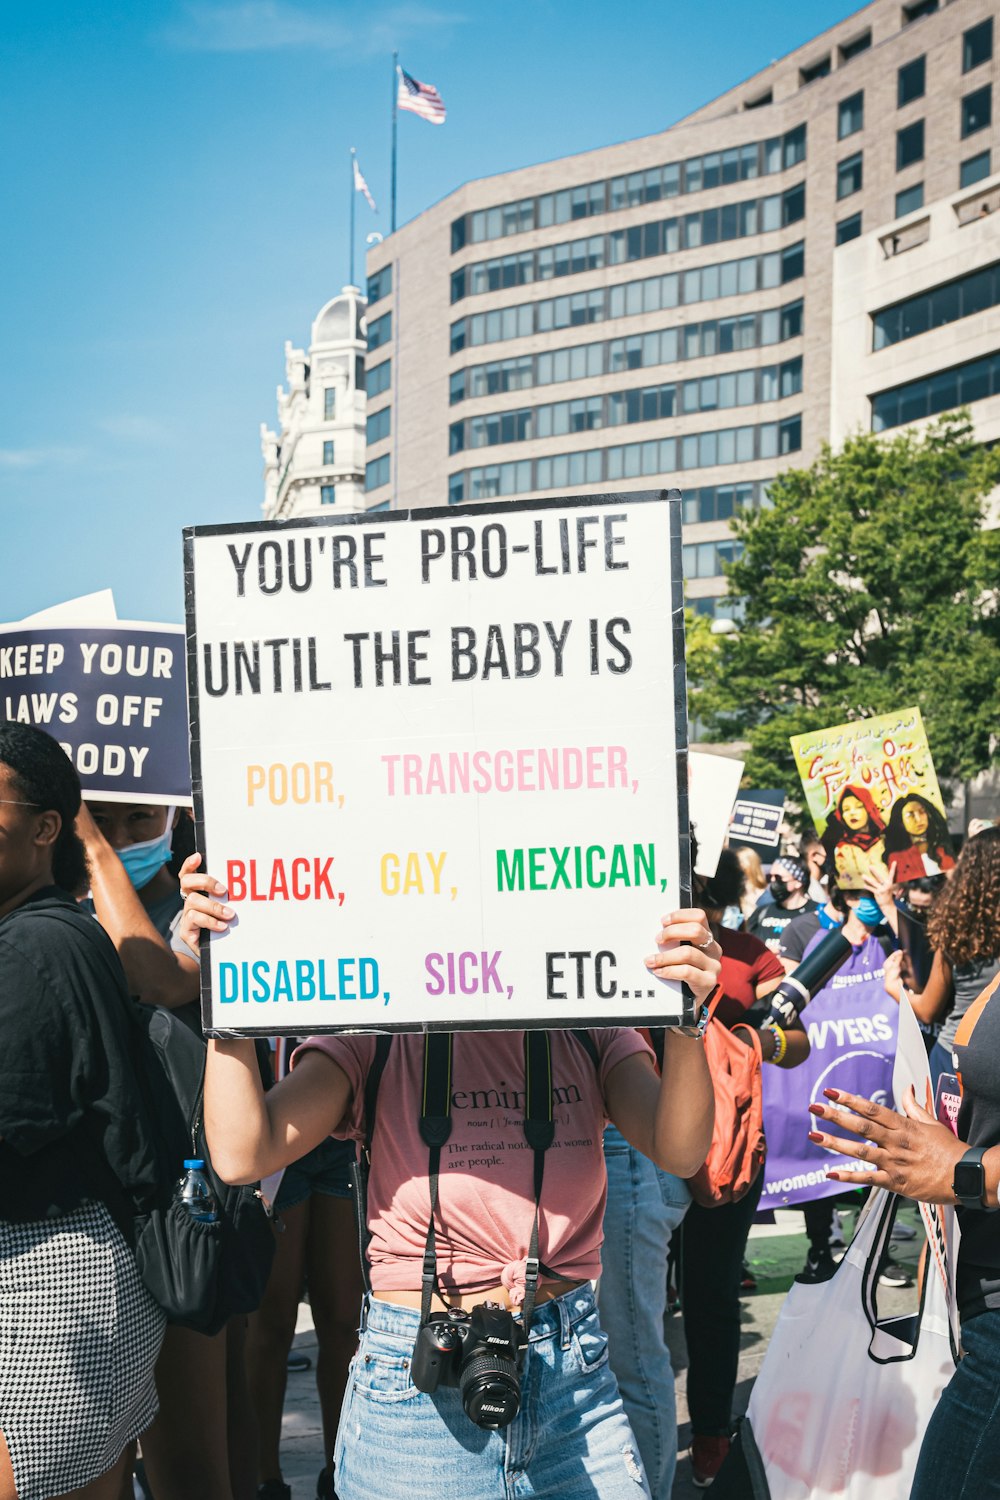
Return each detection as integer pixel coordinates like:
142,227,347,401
334,1286,650,1499
599,1125,691,1500
910,1309,1000,1498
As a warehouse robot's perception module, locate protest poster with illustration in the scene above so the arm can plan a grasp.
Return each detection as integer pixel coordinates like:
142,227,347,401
185,492,691,1035
760,932,898,1208
790,708,954,889
0,618,191,805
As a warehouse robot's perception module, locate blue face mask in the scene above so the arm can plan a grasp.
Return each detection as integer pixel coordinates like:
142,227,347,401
117,811,174,891
855,895,885,928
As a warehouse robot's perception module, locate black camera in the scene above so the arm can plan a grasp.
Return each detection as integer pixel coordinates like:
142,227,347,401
410,1301,522,1429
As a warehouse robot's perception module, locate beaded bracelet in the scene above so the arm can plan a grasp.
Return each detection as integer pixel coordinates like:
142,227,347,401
761,1020,788,1066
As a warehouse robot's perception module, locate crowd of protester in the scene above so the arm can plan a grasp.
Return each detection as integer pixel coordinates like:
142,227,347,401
1,716,998,1499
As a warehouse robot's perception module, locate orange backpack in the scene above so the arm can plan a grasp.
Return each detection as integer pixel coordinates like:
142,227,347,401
685,988,767,1208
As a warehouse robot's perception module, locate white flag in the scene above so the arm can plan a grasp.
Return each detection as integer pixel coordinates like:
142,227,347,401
353,154,377,212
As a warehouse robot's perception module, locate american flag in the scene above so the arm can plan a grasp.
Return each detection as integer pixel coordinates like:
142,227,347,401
397,66,446,125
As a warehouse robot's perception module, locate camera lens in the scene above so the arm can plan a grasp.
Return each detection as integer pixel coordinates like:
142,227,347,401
459,1352,521,1429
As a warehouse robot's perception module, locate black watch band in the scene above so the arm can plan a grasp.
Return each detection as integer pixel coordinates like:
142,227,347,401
952,1146,993,1211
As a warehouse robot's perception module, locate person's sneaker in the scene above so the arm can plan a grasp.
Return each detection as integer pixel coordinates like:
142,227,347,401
878,1257,914,1287
287,1350,312,1372
797,1248,837,1284
890,1219,917,1242
740,1261,758,1293
257,1483,291,1500
316,1468,336,1500
691,1435,731,1488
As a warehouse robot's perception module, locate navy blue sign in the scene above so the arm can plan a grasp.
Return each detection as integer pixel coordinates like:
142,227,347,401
728,789,785,854
0,624,191,804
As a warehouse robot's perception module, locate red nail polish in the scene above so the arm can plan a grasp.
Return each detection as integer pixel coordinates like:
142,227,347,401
824,1088,840,1100
807,1131,823,1142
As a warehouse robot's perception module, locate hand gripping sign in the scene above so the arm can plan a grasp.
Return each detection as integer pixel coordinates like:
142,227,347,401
184,491,692,1036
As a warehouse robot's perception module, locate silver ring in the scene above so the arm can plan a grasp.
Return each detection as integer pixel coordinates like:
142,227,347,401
696,936,715,950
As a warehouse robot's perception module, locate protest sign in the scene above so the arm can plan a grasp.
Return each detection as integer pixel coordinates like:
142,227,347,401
688,750,744,876
790,707,954,889
185,492,691,1036
728,789,785,856
0,621,190,805
760,932,897,1209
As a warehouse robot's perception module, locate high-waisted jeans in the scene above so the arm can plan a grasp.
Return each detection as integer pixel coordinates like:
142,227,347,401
334,1285,650,1499
599,1125,690,1499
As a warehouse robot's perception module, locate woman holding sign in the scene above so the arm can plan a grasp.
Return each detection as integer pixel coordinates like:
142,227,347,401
0,723,166,1500
183,871,719,1500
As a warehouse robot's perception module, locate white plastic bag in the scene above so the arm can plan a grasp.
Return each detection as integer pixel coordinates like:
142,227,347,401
741,997,959,1499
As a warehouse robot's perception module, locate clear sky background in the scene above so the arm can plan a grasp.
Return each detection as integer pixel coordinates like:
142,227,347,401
1,0,863,624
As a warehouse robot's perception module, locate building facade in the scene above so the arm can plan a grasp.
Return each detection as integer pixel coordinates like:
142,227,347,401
261,286,368,520
363,0,997,616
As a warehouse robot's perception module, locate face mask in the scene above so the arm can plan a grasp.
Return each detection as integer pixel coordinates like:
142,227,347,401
855,895,885,928
769,879,790,903
117,810,174,891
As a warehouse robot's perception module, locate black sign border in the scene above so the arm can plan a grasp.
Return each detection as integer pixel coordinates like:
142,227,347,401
183,488,692,1037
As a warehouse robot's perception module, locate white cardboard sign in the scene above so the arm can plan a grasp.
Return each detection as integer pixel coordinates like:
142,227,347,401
185,492,691,1035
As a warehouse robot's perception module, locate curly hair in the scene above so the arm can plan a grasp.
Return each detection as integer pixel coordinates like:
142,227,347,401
926,827,1000,966
0,721,89,896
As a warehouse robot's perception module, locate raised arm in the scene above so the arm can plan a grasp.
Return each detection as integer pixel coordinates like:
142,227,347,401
77,804,198,1009
605,908,718,1177
205,1040,352,1184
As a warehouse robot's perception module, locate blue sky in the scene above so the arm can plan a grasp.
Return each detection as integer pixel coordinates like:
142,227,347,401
1,0,862,624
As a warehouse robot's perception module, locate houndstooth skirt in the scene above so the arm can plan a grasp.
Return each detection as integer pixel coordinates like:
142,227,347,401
0,1200,166,1500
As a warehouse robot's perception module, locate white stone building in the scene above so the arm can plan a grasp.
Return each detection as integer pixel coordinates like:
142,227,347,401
261,286,368,519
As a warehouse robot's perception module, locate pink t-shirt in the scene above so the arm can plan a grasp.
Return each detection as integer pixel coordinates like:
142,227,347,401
293,1028,652,1304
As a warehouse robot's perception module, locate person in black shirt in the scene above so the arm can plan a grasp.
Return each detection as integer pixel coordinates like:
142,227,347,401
0,722,166,1500
744,855,819,952
809,956,1000,1500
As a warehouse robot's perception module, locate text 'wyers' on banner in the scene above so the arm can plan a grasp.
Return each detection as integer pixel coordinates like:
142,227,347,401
0,622,191,805
184,491,691,1036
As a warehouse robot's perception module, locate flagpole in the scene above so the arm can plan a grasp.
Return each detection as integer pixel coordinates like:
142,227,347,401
390,50,398,235
349,148,356,286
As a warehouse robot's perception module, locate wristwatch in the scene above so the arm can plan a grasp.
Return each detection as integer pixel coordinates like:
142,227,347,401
952,1147,996,1211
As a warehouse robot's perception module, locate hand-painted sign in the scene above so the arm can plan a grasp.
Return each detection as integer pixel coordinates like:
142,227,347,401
185,492,691,1034
790,708,954,889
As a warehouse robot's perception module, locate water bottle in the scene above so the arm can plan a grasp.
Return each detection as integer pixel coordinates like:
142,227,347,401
178,1158,220,1223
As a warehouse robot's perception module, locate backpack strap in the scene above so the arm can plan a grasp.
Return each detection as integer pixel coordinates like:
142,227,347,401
571,1028,601,1072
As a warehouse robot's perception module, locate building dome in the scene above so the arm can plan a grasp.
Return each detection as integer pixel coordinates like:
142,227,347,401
312,287,365,347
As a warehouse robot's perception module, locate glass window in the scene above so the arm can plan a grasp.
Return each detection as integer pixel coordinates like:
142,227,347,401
365,455,389,492
837,152,863,199
782,184,805,226
902,0,937,23
800,56,831,86
897,120,925,170
782,242,805,282
838,92,864,139
367,407,390,445
897,56,926,106
448,473,465,504
964,19,993,73
836,213,862,244
366,265,392,303
872,261,1000,349
323,388,336,420
960,150,992,188
962,86,992,138
840,30,871,61
322,440,335,465
366,359,391,398
895,182,924,217
781,300,804,339
784,124,807,168
872,352,1000,430
451,217,467,252
367,312,391,351
320,485,336,505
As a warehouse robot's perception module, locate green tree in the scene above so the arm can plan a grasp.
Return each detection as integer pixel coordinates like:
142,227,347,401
690,412,1000,794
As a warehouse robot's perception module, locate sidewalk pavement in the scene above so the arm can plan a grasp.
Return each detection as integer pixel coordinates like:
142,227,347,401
277,1205,925,1498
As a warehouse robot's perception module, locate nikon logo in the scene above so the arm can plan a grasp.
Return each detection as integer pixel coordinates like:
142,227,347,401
486,1336,508,1345
480,1404,506,1414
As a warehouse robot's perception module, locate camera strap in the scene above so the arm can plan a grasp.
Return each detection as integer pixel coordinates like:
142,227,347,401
418,1030,558,1341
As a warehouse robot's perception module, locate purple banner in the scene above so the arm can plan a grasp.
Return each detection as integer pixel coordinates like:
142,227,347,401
760,934,897,1208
